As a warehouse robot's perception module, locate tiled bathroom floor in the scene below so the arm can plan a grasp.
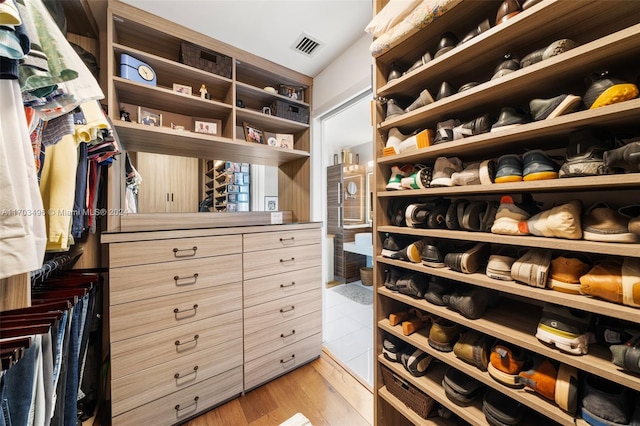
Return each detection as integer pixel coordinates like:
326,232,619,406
323,281,374,387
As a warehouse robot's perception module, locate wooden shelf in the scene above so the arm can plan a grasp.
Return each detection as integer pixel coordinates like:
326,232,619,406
114,121,309,167
377,288,640,393
236,107,309,133
377,227,640,258
236,81,309,108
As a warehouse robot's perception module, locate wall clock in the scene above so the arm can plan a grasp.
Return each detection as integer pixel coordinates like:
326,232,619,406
120,53,157,86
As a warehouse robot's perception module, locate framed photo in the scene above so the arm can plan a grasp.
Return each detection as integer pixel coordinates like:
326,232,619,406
276,133,294,149
265,196,278,211
194,119,221,135
243,122,264,144
279,85,304,102
172,83,192,95
137,107,162,127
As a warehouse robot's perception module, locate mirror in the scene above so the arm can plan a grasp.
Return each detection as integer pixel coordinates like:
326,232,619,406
343,173,364,222
346,181,358,197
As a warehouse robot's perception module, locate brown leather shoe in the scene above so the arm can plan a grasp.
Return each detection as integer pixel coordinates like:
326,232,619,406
548,255,591,294
496,0,522,25
579,260,624,304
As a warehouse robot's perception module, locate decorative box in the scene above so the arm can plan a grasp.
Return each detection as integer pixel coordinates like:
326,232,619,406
180,42,232,79
120,54,157,86
270,99,309,124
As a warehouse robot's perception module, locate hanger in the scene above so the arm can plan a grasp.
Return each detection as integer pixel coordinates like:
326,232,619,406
0,300,71,315
0,324,51,339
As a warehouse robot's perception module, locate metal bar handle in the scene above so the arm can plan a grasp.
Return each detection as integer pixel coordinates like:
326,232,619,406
174,304,198,317
175,334,199,347
279,305,295,313
175,396,199,412
174,365,198,379
280,257,295,263
173,246,198,258
280,354,295,364
174,273,199,286
279,237,295,242
281,330,296,338
280,282,295,289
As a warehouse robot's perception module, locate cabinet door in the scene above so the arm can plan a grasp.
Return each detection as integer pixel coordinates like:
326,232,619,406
167,156,199,213
326,164,342,233
136,152,169,213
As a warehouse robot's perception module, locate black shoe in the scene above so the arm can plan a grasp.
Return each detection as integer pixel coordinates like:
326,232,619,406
387,62,402,82
583,71,639,110
434,32,459,58
383,267,403,291
458,81,480,93
521,39,578,68
453,114,496,139
424,276,458,305
460,19,491,44
427,198,451,229
559,128,617,177
405,52,433,75
421,241,455,268
444,242,491,274
492,53,520,80
405,203,430,228
381,234,412,258
604,139,640,173
491,107,531,132
396,273,429,299
437,82,456,101
387,198,412,226
446,199,469,230
433,119,462,144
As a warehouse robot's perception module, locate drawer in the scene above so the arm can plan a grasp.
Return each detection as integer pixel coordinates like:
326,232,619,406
243,244,321,280
244,288,322,335
111,309,242,380
110,254,242,305
243,265,321,307
244,311,322,362
244,333,322,391
112,337,243,416
110,282,241,342
109,234,242,268
112,366,243,426
243,228,320,253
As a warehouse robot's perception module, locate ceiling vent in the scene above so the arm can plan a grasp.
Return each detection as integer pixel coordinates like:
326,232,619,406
291,33,322,57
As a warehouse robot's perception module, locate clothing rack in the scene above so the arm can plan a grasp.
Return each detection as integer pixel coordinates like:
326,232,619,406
30,253,79,284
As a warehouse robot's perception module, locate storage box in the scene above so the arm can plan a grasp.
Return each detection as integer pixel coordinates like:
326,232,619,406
270,99,309,124
381,365,435,419
180,42,232,78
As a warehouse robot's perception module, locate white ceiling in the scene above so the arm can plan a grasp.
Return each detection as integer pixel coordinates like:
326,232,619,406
120,0,373,78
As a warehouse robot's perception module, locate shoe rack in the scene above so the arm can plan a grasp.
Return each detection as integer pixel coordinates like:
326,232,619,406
371,1,640,425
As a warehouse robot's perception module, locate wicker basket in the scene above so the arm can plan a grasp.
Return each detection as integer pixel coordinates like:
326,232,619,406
180,42,232,78
381,365,436,419
360,267,373,286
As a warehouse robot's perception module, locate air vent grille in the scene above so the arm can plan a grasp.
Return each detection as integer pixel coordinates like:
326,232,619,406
292,33,322,56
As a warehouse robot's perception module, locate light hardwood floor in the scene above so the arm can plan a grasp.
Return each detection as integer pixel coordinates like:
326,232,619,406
185,349,373,426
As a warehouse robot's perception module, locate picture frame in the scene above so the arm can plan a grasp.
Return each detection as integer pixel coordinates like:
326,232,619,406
278,84,304,102
193,118,221,135
137,107,162,127
265,196,278,211
172,83,192,95
243,122,265,144
276,133,294,149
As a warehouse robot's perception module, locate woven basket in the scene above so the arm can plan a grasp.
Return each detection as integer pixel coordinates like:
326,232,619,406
360,267,373,286
381,365,435,419
180,42,232,78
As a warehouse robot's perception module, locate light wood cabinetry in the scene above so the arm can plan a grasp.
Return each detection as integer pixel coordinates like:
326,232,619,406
105,1,312,232
371,1,640,424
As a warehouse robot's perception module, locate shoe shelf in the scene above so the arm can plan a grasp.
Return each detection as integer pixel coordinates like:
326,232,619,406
377,226,640,258
376,1,640,100
377,99,640,164
379,356,488,425
379,331,586,426
378,287,640,393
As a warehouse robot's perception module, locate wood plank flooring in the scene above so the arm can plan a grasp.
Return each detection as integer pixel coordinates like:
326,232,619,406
185,350,373,426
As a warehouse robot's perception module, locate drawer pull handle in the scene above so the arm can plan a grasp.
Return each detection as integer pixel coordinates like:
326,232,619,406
280,282,295,289
174,273,199,286
175,396,199,412
280,257,295,263
280,305,295,313
174,365,198,379
174,304,198,317
173,246,198,257
279,237,295,242
175,334,199,347
281,330,296,338
280,354,295,364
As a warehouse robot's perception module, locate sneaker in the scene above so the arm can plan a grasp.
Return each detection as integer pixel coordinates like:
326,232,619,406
488,342,529,388
483,390,525,425
559,128,617,178
529,94,582,121
582,203,637,243
383,127,409,156
385,98,405,120
433,119,461,144
387,198,412,226
424,276,458,306
491,194,540,236
494,154,523,183
446,199,468,230
521,39,578,68
404,52,432,75
604,140,640,173
429,318,461,352
579,257,640,308
452,114,496,140
548,255,591,295
400,347,433,377
491,107,531,132
486,252,517,281
491,53,520,80
444,242,491,274
460,18,491,44
583,71,639,109
430,157,463,187
405,88,435,112
619,204,640,237
535,303,591,355
460,200,498,232
382,332,407,362
421,241,455,268
443,286,500,320
400,164,432,189
442,367,483,406
511,248,552,288
396,272,429,299
436,81,455,101
518,199,583,240
522,149,559,181
495,0,521,25
451,162,482,186
580,375,635,425
426,198,451,229
454,330,492,371
396,238,431,263
381,235,412,258
434,31,459,58
610,335,640,375
398,129,435,153
405,203,430,228
516,357,579,414
386,164,415,190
